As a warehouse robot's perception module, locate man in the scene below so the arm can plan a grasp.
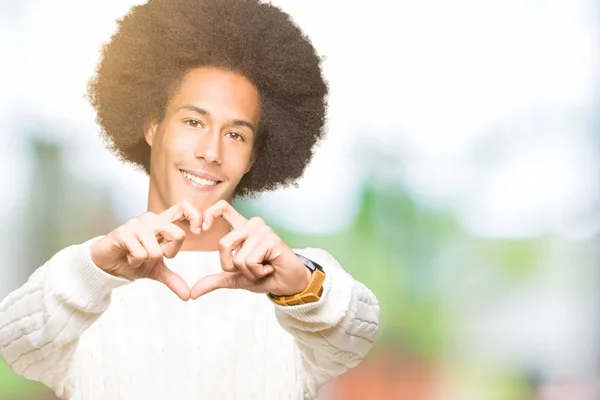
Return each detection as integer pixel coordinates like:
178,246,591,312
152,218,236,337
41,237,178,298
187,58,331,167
0,0,380,399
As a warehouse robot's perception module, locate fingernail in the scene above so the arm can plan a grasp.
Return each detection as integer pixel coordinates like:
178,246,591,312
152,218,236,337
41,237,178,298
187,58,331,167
202,222,208,231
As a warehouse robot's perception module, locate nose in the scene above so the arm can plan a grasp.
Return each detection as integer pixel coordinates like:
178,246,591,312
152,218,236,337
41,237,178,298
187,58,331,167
194,129,222,164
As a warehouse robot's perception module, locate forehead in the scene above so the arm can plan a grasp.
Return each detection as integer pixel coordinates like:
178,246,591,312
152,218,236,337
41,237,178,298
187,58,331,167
168,67,261,123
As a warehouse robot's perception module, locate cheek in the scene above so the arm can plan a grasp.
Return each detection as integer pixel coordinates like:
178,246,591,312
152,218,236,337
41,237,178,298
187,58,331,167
159,130,188,160
232,146,254,170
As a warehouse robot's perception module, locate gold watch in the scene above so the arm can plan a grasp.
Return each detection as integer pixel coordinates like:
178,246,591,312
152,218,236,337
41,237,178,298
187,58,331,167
269,253,326,306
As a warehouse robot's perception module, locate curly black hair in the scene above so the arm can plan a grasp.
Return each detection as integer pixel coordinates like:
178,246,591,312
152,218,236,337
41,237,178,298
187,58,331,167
87,0,328,199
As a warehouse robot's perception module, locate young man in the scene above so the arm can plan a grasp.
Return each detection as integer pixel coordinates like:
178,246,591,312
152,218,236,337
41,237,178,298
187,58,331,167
0,0,380,399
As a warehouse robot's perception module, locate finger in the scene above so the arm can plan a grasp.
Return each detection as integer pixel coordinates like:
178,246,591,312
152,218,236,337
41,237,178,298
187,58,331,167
244,240,276,279
233,227,273,280
116,234,148,268
215,215,264,271
232,245,259,282
137,211,158,225
190,272,238,299
154,222,186,258
138,210,187,257
218,230,248,273
152,261,191,301
133,220,164,260
202,200,248,231
161,201,203,234
220,217,267,276
219,216,270,275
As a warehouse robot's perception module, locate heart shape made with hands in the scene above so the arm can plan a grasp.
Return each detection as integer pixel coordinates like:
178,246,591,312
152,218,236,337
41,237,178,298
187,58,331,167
188,200,312,300
140,200,311,301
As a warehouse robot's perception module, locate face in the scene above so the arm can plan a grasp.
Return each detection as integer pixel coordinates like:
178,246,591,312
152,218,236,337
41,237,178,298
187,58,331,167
145,67,260,212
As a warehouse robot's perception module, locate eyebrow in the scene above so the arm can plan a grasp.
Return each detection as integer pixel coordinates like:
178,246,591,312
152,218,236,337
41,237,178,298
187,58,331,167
177,104,256,132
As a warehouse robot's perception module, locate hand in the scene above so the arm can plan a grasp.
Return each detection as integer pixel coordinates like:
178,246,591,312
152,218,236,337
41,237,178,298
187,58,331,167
190,200,312,300
90,201,203,301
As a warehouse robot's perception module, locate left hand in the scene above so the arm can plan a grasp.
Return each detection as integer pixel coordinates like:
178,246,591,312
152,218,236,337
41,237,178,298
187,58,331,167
190,200,312,300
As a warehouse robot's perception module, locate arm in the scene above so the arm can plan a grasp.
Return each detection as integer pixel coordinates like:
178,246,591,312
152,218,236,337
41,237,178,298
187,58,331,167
272,248,380,399
0,201,204,397
185,203,379,397
0,238,130,398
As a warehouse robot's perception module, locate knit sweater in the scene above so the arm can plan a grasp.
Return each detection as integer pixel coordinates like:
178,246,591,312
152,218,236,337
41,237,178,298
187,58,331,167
0,237,380,400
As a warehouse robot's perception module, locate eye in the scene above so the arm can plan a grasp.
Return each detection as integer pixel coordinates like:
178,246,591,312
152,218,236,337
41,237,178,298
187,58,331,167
226,131,245,141
184,119,204,128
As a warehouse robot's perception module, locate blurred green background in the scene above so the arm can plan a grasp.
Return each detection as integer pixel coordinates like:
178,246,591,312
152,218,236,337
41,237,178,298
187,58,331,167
1,0,599,399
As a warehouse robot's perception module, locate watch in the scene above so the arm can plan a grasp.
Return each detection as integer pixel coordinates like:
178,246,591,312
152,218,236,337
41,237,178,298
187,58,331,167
268,253,326,306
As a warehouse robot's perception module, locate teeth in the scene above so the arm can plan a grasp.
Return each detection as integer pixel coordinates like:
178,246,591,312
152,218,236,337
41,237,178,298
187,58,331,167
182,171,218,186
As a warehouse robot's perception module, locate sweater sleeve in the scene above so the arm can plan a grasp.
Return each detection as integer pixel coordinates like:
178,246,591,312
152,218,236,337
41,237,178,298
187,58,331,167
0,237,130,398
271,248,380,399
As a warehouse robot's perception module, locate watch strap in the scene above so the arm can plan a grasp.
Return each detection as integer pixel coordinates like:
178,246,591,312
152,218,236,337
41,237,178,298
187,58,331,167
269,268,326,306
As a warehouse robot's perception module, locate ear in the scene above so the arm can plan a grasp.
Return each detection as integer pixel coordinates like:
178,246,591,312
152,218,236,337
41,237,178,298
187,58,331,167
144,120,159,147
245,153,256,173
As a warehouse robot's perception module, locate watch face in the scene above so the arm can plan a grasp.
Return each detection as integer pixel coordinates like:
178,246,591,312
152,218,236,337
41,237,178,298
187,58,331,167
304,260,317,272
295,253,323,272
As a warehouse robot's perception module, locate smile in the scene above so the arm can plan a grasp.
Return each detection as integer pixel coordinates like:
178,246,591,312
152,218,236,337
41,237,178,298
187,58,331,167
180,170,222,190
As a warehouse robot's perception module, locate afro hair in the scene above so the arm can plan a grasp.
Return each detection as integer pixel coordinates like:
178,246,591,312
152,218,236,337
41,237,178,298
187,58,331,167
87,0,328,198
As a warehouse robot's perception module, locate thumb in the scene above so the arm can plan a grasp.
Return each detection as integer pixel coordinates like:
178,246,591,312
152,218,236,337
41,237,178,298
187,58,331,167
190,272,240,300
153,261,191,301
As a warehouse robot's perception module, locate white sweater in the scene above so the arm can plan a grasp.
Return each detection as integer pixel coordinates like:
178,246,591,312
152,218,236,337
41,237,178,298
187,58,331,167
0,238,380,400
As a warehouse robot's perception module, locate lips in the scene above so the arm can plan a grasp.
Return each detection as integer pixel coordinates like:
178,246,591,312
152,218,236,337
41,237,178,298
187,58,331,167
180,169,222,189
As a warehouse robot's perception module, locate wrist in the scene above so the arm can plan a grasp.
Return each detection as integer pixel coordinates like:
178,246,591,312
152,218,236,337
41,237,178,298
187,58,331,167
90,238,119,277
286,265,313,296
269,255,313,297
268,253,326,306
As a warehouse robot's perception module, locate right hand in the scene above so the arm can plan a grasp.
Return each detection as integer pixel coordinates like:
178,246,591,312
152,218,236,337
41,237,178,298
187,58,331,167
90,201,203,301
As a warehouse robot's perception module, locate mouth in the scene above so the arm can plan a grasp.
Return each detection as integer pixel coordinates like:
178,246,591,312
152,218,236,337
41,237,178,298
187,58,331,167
180,170,223,189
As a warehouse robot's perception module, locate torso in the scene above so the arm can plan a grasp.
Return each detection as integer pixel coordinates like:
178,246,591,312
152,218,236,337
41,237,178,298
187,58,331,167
67,256,303,400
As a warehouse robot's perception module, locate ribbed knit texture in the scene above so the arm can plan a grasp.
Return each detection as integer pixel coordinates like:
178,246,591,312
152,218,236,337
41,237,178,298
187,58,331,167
0,239,379,400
